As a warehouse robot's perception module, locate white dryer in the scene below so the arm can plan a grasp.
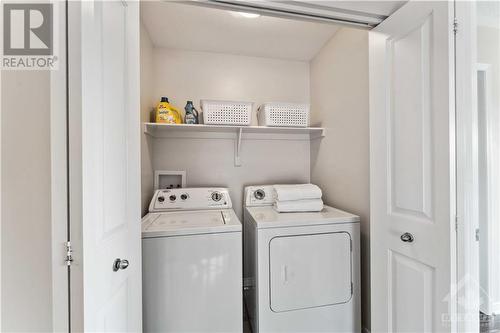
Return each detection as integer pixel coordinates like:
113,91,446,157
142,188,242,333
243,185,361,332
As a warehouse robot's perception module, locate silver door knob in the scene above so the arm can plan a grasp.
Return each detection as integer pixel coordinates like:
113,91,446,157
113,258,129,271
400,232,415,243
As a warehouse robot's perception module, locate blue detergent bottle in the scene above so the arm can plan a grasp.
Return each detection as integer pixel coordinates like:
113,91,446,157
184,101,199,124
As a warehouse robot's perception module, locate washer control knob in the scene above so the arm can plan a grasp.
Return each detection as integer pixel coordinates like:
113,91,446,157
169,195,177,202
254,189,266,200
211,191,222,202
158,196,165,203
180,194,188,201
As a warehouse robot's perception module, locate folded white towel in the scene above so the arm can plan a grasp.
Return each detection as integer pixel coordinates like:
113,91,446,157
274,199,324,213
273,184,322,202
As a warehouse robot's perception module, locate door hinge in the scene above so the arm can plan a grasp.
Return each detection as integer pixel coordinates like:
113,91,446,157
453,17,458,35
350,238,353,252
475,228,480,242
65,241,74,266
351,282,354,295
455,215,459,231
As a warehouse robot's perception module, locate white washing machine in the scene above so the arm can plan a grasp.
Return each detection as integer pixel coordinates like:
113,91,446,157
243,185,361,333
142,188,242,333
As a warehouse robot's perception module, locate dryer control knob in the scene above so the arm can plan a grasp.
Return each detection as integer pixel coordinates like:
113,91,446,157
211,191,222,202
254,189,266,200
169,195,177,202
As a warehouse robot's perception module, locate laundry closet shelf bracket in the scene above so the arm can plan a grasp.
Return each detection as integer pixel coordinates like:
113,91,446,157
235,127,243,167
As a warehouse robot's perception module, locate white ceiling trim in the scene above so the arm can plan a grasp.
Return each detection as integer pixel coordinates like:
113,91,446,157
184,0,384,28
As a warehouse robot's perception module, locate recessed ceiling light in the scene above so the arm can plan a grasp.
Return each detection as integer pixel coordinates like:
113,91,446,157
231,11,261,19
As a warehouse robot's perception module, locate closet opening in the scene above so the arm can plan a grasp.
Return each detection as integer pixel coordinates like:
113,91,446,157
139,1,371,332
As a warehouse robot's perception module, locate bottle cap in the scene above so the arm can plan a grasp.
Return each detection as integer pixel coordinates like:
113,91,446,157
161,97,169,102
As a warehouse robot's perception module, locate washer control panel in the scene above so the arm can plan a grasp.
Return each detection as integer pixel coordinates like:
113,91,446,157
244,185,275,207
150,188,232,212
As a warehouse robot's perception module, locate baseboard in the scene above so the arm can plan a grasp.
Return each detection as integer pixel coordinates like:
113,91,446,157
362,327,371,333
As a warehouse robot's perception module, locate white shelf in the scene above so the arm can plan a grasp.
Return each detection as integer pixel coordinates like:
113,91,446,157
143,123,325,167
143,123,325,139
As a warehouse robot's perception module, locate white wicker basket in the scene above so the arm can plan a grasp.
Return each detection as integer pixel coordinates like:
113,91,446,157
201,100,253,126
258,103,310,127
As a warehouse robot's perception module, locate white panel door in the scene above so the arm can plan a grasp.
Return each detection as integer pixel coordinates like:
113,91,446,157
80,1,141,331
369,1,455,332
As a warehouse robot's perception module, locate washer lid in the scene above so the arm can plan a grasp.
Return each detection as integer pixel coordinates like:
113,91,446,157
245,205,359,229
141,209,241,238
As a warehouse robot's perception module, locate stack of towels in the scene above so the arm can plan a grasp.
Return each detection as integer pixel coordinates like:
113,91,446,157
273,184,324,213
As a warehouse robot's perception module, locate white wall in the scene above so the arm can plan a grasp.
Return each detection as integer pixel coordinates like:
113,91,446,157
141,46,312,216
1,71,54,332
309,28,370,330
478,25,500,125
140,24,155,215
152,48,310,126
153,135,311,218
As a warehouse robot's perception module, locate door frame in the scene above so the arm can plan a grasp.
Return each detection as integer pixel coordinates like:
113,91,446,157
49,0,85,330
50,63,70,331
476,62,494,316
45,1,481,332
455,1,480,332
49,0,70,331
0,21,2,333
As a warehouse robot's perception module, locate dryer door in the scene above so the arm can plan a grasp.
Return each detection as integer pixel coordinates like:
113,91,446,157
269,232,352,312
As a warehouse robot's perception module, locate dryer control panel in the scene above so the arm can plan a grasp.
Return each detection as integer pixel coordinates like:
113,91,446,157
149,188,232,212
244,185,275,207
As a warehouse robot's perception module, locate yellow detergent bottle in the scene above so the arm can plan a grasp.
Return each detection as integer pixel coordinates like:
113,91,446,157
155,97,182,124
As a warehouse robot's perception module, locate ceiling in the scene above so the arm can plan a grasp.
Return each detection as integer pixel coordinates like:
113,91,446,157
140,1,341,61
